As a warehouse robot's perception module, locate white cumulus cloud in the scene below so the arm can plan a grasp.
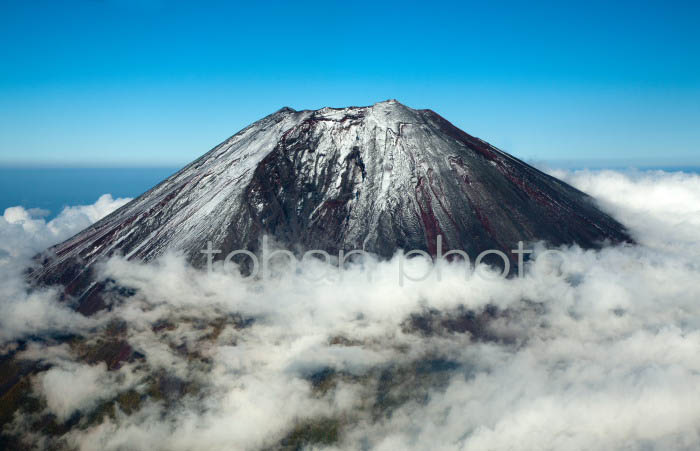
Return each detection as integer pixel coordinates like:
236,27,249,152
3,170,700,451
0,194,131,343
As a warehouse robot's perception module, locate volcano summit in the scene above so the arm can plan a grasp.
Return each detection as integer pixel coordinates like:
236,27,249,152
34,100,630,308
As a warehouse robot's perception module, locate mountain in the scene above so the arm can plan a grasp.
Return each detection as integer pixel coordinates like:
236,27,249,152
32,100,630,312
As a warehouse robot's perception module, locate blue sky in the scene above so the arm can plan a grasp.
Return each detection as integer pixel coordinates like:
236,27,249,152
0,0,698,167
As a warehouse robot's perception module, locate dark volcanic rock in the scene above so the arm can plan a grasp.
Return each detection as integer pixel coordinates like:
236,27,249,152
31,100,631,304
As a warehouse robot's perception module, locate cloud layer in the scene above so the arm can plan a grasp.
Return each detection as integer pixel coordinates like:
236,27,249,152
0,194,130,343
2,170,700,450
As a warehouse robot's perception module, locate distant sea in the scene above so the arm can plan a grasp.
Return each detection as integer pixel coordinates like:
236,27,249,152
0,167,179,219
1,165,698,220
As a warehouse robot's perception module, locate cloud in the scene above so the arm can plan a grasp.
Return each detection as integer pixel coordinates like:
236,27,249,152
552,168,700,257
39,362,113,421
3,170,700,450
0,194,131,343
